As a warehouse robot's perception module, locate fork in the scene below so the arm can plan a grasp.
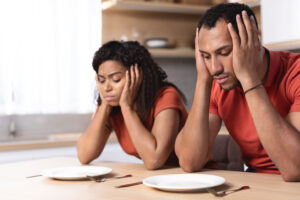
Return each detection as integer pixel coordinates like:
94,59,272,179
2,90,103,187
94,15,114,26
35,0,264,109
207,186,250,197
87,174,132,182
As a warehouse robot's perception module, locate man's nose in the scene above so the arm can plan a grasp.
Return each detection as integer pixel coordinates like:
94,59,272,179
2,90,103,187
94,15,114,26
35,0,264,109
211,57,223,76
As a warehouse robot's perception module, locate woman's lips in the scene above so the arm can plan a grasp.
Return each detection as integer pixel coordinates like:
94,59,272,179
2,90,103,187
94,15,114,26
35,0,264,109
104,96,117,101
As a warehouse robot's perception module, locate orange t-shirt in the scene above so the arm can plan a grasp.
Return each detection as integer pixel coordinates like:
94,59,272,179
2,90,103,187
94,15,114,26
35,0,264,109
110,86,187,161
209,50,300,174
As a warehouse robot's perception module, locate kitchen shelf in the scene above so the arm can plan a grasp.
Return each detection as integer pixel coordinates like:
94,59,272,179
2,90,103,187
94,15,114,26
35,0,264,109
264,40,300,51
236,0,260,7
149,48,194,58
102,0,210,14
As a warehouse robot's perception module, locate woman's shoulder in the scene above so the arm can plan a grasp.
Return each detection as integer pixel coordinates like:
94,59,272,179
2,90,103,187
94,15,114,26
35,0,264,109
153,86,185,111
156,86,181,98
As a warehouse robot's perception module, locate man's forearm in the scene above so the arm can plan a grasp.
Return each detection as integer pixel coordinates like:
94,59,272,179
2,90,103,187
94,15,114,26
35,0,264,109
175,80,213,171
245,86,300,181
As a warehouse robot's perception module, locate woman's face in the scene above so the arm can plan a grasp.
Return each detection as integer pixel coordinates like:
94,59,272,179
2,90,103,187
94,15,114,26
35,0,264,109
97,60,127,107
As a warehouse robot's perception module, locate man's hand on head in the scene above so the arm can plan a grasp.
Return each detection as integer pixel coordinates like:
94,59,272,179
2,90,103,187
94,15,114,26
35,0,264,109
227,10,265,91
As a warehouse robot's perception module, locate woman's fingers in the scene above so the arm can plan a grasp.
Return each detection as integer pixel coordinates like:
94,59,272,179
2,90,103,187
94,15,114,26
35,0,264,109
134,64,142,87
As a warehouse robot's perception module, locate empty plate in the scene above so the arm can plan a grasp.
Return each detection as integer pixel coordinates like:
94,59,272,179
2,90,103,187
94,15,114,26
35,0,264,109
41,166,112,180
143,173,225,192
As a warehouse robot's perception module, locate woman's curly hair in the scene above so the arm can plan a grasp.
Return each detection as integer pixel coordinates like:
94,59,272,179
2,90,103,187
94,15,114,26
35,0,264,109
92,40,186,126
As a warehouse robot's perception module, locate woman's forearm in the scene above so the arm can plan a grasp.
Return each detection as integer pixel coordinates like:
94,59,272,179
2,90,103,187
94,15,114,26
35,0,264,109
77,105,111,164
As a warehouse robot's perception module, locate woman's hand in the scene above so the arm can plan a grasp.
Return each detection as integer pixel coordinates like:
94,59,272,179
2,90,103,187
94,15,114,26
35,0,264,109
227,11,265,90
119,64,142,109
195,28,213,84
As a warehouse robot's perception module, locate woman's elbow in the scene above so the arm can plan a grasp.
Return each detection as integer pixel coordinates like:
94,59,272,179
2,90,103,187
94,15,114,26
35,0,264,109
77,153,91,165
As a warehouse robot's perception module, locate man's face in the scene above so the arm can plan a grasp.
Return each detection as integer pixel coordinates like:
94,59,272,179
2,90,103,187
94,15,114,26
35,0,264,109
198,19,239,90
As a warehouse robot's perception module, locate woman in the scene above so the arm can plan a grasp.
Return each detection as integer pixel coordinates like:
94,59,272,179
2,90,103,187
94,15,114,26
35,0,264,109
77,41,187,170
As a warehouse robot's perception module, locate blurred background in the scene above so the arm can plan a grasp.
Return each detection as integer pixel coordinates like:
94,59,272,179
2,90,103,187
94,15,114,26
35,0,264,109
0,0,299,162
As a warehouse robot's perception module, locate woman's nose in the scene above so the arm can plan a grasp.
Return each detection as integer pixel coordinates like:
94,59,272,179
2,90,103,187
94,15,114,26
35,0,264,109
104,81,112,91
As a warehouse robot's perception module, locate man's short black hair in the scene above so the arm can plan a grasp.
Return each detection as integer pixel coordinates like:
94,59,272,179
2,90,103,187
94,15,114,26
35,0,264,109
197,3,258,33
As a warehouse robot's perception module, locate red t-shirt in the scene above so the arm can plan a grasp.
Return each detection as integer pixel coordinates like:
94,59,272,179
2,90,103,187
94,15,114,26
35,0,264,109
110,86,187,161
209,50,300,174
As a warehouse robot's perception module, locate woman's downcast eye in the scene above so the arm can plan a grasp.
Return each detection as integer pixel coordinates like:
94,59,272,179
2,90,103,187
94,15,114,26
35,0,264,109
113,79,121,83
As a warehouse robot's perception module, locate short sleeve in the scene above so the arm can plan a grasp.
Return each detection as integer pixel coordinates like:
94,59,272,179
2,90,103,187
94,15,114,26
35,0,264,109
287,65,300,112
209,81,219,115
153,87,187,119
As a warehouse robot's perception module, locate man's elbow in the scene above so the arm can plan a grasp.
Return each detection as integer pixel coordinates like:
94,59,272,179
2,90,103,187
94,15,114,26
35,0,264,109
178,156,205,172
281,169,300,182
143,157,166,170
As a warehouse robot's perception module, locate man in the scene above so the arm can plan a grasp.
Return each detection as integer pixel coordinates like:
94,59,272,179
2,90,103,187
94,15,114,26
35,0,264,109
175,3,300,182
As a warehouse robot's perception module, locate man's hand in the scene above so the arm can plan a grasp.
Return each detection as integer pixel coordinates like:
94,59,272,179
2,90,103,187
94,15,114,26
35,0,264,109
227,10,265,90
195,28,213,84
119,64,142,109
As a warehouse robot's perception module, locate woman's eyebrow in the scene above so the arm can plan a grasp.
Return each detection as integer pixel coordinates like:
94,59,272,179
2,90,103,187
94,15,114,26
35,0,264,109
98,72,122,78
107,72,122,78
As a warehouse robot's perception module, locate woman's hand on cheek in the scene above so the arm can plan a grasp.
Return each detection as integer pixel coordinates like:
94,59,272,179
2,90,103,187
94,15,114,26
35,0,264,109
119,64,142,109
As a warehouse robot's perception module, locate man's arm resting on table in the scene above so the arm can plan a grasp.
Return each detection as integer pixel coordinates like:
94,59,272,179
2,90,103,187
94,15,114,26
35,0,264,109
175,113,222,172
245,87,300,182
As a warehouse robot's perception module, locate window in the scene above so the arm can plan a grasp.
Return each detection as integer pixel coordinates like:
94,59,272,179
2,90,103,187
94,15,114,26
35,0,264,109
0,0,101,140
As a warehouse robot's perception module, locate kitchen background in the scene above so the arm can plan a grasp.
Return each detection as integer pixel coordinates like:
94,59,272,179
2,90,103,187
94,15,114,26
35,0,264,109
0,0,299,163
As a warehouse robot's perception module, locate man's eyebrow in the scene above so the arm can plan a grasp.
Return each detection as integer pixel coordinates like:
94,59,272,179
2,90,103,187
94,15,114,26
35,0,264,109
215,44,232,52
199,44,232,55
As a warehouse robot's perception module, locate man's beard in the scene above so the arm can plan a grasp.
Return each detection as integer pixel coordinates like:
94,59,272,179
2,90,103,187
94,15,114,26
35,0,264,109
220,80,242,91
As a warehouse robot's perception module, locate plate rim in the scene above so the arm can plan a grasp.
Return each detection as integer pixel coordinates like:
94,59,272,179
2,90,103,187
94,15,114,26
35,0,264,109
41,166,112,180
143,173,226,191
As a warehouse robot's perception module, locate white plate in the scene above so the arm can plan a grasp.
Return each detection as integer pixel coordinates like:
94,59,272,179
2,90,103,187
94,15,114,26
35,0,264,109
41,166,112,180
143,174,226,192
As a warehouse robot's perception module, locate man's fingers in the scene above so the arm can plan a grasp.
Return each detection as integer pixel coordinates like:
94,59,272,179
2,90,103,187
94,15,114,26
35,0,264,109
195,28,201,58
236,13,247,46
227,23,240,48
242,11,254,46
250,15,259,46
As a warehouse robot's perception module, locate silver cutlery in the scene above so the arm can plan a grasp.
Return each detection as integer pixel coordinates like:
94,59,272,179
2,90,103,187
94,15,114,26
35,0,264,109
87,174,132,182
207,185,250,197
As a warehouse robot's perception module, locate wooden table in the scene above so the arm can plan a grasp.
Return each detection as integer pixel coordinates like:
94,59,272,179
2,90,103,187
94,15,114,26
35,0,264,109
1,157,299,200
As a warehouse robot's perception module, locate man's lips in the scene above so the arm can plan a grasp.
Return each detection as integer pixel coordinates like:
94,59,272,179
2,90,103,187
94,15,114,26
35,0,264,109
214,75,229,84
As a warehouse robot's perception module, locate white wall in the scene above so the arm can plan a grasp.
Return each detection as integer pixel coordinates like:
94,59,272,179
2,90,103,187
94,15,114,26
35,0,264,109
262,0,300,44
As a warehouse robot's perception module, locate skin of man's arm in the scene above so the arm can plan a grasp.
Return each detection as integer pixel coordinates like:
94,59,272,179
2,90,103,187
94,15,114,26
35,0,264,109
228,11,300,182
174,29,222,172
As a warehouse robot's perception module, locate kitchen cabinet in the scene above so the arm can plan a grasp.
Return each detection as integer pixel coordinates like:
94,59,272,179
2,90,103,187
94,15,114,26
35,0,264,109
101,0,265,58
102,0,210,58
